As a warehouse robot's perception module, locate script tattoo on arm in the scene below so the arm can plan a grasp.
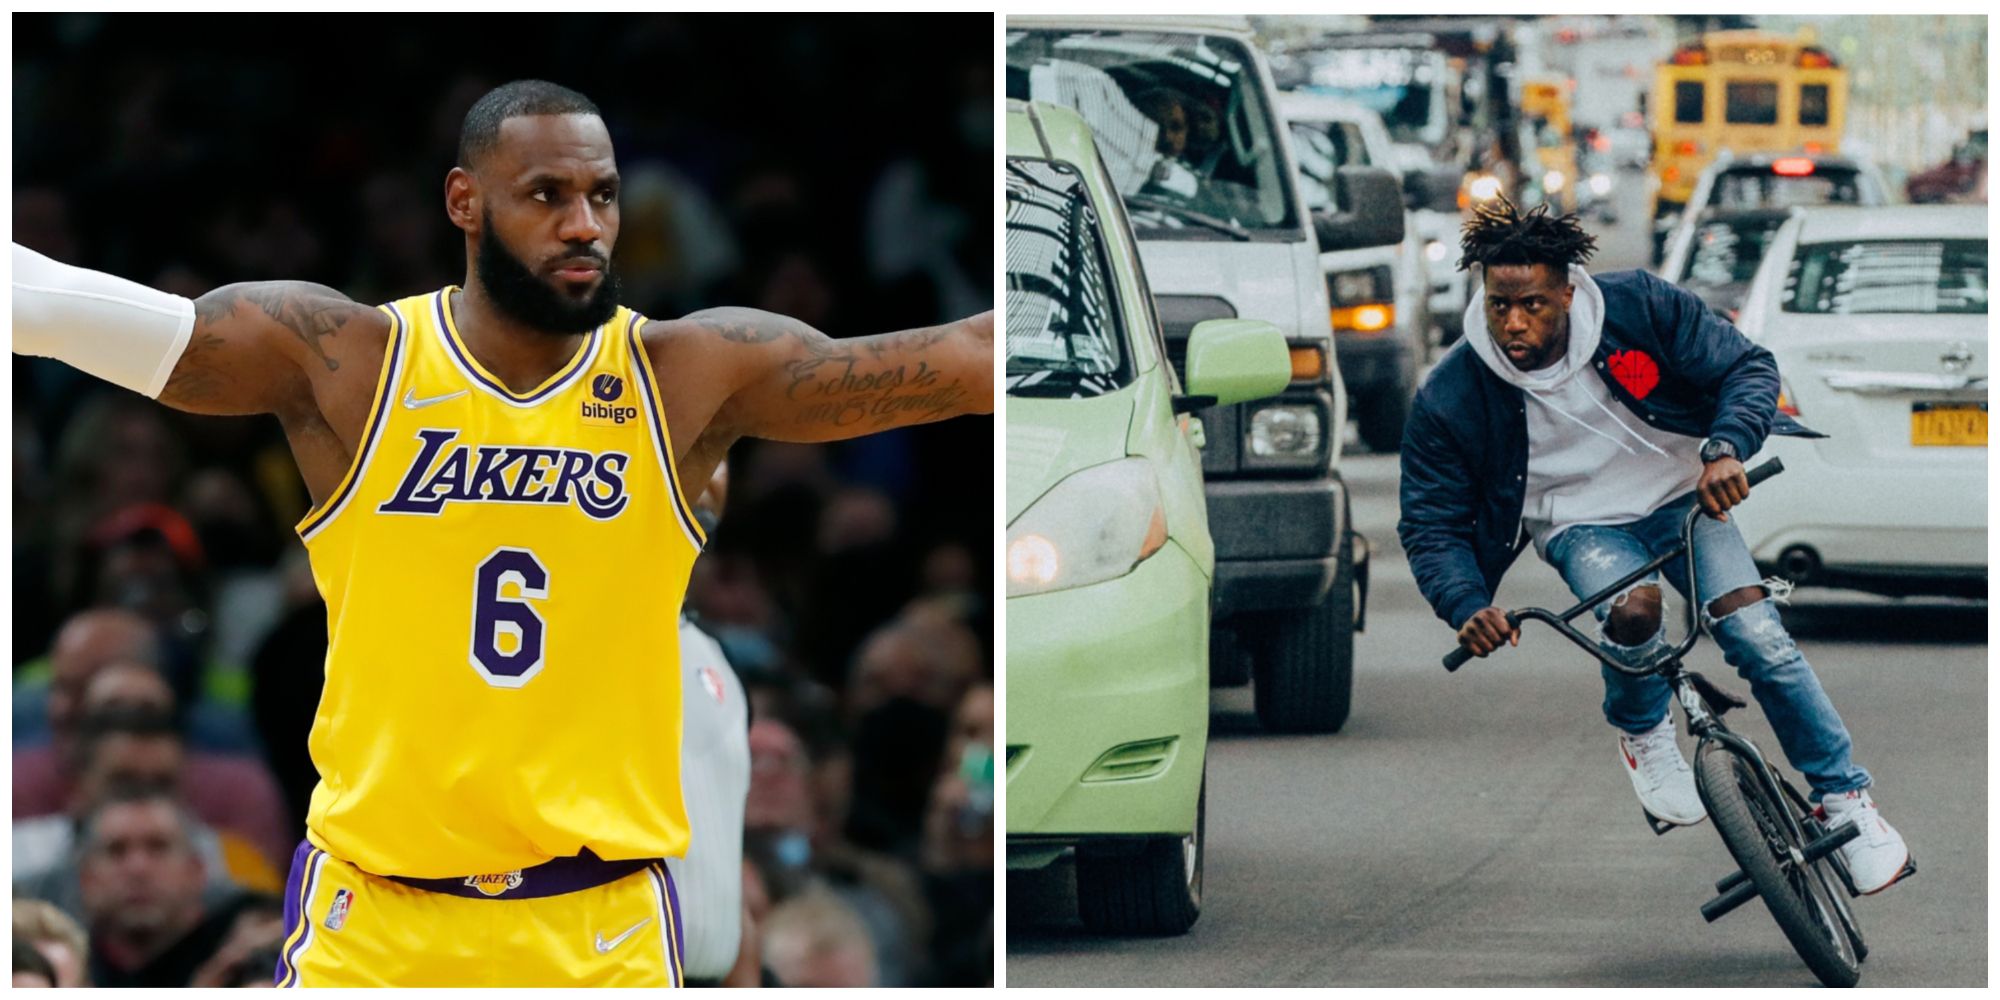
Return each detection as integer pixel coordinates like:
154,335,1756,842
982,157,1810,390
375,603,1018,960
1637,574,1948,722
689,307,992,442
160,281,374,415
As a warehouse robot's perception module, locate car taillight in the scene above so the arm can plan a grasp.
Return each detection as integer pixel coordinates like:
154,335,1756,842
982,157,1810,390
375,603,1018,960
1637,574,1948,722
1771,157,1815,177
1777,379,1801,417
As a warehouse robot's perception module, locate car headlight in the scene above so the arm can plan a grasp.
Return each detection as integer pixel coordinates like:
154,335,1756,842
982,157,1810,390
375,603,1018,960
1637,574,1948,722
1425,240,1449,263
1249,405,1323,458
1468,174,1503,202
1588,172,1613,196
1329,265,1393,307
1543,170,1566,193
1006,458,1167,598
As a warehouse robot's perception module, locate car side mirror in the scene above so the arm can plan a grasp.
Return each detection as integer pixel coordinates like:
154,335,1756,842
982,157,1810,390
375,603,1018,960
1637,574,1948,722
1181,319,1291,408
1413,166,1464,213
1313,166,1406,252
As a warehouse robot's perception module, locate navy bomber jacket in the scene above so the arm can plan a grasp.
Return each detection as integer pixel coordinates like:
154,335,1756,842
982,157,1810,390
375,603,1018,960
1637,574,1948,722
1396,268,1823,631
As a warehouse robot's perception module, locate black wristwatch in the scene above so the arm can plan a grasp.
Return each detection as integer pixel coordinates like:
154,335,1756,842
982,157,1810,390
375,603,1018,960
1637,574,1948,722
1700,438,1738,464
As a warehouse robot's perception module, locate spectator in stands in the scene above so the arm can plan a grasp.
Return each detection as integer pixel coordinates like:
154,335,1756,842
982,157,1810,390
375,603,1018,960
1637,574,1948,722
847,610,982,721
18,639,291,869
762,886,880,988
16,708,282,924
12,899,90,988
745,714,931,986
921,683,994,985
77,784,273,987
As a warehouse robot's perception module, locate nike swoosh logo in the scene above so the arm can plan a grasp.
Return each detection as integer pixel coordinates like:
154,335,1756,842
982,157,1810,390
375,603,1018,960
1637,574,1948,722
403,387,469,410
594,917,652,955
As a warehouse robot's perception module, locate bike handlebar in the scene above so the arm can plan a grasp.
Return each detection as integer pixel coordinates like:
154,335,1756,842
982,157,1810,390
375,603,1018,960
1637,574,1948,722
1441,457,1783,672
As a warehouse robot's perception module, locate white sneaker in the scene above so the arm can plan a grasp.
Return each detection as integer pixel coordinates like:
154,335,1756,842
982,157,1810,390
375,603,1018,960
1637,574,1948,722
1818,789,1913,894
1618,718,1706,827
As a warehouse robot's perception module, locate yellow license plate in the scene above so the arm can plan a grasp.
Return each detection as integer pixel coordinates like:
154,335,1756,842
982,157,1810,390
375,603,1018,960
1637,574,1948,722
1911,402,1987,446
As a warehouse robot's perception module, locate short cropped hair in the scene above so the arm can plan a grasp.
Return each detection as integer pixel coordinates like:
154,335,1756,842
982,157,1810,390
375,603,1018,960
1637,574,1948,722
457,80,603,169
76,779,200,855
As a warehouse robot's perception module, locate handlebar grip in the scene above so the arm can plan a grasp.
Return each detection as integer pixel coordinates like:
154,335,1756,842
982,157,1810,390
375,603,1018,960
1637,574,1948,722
1442,645,1475,672
1745,457,1784,487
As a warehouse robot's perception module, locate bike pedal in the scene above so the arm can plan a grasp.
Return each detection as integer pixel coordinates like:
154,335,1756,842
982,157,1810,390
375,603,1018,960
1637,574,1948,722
1892,857,1918,885
1643,809,1676,836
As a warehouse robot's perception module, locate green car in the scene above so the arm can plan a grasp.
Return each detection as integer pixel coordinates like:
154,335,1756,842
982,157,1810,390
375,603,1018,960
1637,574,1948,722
1005,99,1292,936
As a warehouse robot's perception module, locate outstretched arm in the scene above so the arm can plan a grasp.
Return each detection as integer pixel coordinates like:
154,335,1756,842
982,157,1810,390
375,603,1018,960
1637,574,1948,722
662,307,993,443
13,243,381,417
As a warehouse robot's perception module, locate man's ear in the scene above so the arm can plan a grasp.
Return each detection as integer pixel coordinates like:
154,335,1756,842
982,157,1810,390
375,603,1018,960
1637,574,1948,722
445,167,479,233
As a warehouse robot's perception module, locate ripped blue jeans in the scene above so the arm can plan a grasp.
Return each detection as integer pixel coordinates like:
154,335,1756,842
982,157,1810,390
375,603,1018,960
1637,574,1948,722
1541,492,1870,799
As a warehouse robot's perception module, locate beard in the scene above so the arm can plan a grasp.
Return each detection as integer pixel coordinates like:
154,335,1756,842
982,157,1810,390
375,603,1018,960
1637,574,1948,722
476,216,621,335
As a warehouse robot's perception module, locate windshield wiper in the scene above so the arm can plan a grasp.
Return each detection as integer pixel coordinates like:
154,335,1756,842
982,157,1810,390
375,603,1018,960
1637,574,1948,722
1124,193,1253,241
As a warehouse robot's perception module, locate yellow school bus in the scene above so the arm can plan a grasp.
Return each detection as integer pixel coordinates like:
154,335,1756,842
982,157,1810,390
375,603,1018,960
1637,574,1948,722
1650,30,1847,218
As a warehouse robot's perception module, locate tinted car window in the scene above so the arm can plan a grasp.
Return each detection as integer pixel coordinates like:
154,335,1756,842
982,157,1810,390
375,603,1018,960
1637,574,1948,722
1714,167,1864,210
1005,159,1134,396
1683,214,1789,293
1008,29,1298,236
1785,239,1989,316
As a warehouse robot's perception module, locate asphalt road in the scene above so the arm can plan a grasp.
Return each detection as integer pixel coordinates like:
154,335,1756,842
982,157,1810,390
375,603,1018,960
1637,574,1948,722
1006,175,1988,988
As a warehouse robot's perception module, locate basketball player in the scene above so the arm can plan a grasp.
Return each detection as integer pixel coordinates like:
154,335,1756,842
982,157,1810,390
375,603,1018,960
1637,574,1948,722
12,80,992,987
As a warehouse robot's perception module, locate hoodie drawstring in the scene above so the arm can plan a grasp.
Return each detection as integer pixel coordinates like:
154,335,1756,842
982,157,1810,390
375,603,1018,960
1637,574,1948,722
1524,387,1642,455
1582,388,1672,457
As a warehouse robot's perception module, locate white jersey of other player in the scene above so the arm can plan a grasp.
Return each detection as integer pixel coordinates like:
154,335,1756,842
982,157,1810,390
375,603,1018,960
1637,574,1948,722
665,618,750,980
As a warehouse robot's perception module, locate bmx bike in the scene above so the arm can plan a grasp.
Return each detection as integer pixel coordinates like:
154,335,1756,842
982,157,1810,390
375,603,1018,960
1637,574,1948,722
1442,458,1885,987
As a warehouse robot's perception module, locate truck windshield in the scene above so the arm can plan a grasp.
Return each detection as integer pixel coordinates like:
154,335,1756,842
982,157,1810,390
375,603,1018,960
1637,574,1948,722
1005,159,1134,397
1006,28,1299,237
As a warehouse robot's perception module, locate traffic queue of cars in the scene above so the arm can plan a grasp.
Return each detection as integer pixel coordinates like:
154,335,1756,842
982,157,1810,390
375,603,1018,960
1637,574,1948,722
1004,15,1400,935
1649,145,1987,602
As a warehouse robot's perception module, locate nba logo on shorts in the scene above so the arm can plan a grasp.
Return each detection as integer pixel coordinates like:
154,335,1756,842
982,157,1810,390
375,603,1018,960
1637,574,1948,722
591,373,624,401
324,888,353,931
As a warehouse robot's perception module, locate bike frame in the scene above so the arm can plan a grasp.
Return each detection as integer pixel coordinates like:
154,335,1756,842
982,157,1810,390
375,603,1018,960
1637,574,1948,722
1507,501,1813,849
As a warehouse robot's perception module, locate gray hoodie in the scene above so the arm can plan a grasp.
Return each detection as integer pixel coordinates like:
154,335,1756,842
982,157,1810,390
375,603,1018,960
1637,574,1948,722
1465,265,1704,553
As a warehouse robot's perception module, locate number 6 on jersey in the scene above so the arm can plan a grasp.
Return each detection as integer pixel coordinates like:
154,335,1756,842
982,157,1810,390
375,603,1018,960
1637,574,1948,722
471,547,549,687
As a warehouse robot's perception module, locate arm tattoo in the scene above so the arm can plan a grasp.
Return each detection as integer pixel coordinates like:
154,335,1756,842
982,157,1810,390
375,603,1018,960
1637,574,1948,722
692,308,982,434
197,282,354,372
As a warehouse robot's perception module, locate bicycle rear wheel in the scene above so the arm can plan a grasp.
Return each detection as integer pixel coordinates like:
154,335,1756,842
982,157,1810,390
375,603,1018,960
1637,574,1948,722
1695,741,1862,987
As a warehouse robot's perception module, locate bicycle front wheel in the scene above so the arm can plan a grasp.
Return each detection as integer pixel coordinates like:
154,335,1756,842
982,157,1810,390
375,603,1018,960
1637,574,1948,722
1695,741,1862,988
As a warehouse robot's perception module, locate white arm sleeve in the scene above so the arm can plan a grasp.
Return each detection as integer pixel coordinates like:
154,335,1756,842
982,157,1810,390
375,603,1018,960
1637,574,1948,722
12,242,197,398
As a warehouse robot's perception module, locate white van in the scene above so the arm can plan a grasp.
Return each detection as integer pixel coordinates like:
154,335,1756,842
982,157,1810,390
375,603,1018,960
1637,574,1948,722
1007,16,1403,734
1279,90,1438,452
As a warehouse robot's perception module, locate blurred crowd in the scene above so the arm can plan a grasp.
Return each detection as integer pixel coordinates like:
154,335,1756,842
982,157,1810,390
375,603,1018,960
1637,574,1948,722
12,14,993,989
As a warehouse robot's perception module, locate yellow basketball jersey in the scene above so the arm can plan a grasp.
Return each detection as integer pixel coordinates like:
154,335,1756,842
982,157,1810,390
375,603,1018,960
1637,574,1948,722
299,287,705,878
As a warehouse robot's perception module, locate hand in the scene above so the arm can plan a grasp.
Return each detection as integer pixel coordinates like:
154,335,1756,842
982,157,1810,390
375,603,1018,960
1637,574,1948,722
1697,456,1749,521
1456,606,1520,659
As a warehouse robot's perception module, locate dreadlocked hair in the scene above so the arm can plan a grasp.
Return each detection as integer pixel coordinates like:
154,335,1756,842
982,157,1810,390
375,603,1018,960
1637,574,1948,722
1456,195,1599,273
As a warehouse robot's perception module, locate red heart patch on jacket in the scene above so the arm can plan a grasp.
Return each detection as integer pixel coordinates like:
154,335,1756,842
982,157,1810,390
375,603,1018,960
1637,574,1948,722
1607,349,1660,400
